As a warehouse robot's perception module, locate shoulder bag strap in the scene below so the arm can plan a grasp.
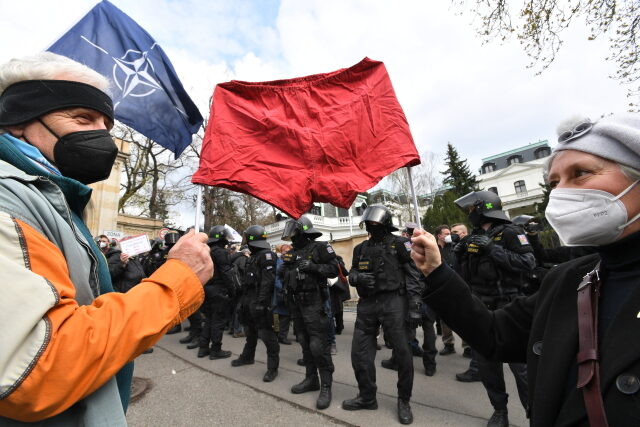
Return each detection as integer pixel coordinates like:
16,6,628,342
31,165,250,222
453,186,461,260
576,261,608,427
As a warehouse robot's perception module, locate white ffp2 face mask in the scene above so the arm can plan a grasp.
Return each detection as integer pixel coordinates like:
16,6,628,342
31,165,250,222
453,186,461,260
545,180,640,246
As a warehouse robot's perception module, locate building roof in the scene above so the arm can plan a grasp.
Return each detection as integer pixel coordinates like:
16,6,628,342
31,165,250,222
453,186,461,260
480,140,551,173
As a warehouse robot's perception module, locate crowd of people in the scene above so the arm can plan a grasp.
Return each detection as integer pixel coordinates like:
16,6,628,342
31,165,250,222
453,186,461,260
2,51,640,427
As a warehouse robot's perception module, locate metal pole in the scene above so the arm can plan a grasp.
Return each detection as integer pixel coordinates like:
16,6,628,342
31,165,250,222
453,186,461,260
194,185,203,232
406,167,422,229
348,204,353,237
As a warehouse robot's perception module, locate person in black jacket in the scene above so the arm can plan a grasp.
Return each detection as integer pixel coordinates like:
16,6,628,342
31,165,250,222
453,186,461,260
280,216,338,410
105,245,146,293
342,205,424,425
452,191,533,427
231,225,280,383
411,113,640,427
197,226,235,360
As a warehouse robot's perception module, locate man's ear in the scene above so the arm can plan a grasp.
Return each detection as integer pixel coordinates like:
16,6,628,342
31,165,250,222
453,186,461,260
4,124,26,139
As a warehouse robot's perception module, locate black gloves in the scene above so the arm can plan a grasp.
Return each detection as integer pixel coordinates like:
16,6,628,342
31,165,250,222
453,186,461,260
298,260,318,272
356,272,376,286
469,235,494,255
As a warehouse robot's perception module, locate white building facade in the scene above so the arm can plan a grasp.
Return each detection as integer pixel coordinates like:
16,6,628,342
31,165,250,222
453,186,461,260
477,140,551,218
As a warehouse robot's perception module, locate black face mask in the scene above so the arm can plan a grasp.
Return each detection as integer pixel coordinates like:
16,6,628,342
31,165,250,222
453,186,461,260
468,210,484,228
365,223,387,240
53,129,118,184
291,233,310,249
38,119,118,184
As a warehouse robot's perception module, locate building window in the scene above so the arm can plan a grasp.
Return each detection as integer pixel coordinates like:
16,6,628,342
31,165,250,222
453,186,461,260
482,163,496,173
488,187,498,195
309,205,322,216
514,180,527,195
535,147,551,159
507,155,522,165
337,207,349,217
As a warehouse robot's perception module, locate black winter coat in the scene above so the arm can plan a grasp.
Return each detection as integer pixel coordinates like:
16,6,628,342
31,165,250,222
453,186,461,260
105,248,147,293
424,252,640,426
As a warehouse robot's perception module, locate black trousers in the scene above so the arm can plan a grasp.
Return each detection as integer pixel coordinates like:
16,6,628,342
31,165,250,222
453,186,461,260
199,294,229,351
475,295,529,411
420,305,438,370
476,350,528,410
291,293,334,385
278,314,291,340
238,291,279,370
351,292,413,401
187,311,203,336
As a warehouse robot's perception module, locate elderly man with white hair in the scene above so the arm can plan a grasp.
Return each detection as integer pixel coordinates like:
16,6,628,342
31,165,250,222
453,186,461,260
0,52,212,424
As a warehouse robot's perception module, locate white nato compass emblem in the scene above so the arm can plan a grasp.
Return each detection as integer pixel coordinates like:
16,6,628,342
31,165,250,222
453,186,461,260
80,36,167,112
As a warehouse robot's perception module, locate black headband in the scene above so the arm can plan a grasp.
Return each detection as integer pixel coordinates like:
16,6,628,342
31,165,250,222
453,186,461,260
0,79,114,126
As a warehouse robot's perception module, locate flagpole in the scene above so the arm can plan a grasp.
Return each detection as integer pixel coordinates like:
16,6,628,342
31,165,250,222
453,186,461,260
406,167,422,229
194,185,203,232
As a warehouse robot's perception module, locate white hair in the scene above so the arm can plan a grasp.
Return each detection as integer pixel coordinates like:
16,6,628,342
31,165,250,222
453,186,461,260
0,52,111,96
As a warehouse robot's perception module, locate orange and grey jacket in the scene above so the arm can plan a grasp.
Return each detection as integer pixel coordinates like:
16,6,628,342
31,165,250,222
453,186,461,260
0,137,204,424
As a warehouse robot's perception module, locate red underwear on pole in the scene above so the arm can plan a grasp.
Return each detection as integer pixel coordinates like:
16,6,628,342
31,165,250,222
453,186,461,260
192,57,420,219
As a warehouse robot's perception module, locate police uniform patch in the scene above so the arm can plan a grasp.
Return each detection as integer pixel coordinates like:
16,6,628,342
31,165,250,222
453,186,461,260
517,234,530,245
404,241,412,251
326,245,334,254
265,253,273,260
266,265,273,270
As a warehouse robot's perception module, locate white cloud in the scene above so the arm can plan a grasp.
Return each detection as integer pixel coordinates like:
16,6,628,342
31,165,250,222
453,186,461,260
0,0,633,227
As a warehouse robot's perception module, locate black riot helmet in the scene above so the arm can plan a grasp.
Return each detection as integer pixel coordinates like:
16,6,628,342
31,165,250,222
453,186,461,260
208,225,232,245
359,204,398,231
164,230,181,247
281,216,322,241
454,191,510,224
242,225,271,250
511,215,535,227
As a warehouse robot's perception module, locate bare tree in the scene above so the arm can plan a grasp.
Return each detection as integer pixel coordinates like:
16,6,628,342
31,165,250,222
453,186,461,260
387,151,442,223
454,0,640,106
114,124,193,220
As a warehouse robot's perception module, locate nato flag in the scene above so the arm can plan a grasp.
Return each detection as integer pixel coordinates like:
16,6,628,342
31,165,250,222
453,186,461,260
48,0,203,157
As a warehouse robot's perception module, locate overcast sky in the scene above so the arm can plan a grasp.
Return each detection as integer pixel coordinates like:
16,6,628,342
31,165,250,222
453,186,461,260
0,0,632,226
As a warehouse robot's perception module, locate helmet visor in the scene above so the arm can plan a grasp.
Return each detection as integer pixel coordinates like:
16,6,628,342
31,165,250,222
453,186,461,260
454,192,480,212
359,206,390,229
281,220,300,241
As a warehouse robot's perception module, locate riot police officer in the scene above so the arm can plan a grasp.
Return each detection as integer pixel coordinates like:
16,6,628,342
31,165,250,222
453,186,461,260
231,225,280,382
454,191,534,427
342,205,423,425
280,216,338,410
197,226,235,359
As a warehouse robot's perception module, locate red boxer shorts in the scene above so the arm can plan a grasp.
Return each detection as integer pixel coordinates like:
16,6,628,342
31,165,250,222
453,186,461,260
192,57,420,219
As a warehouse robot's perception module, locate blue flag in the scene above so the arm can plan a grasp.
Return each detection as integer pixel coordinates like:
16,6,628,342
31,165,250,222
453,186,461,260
48,0,203,157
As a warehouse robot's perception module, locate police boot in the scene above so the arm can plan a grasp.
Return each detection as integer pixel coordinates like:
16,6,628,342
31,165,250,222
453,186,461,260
166,324,182,335
342,395,378,411
487,409,508,427
397,398,413,425
209,349,232,360
186,340,200,349
456,368,480,383
291,375,320,394
197,347,210,358
316,384,332,410
179,333,197,344
381,357,398,371
263,369,278,382
231,357,255,367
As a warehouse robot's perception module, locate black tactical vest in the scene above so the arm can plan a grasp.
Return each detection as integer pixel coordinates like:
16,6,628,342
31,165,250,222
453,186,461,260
357,234,405,292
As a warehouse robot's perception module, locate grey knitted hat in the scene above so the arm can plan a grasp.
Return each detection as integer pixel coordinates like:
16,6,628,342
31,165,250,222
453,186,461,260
553,113,640,170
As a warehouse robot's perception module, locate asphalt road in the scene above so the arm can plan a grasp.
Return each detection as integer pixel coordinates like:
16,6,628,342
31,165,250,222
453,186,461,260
127,312,527,426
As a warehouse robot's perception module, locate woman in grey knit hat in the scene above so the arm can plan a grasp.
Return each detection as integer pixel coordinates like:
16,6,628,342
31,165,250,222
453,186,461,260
411,113,640,427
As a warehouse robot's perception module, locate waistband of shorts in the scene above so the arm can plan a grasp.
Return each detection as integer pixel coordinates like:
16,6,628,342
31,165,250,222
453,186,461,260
218,57,382,92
